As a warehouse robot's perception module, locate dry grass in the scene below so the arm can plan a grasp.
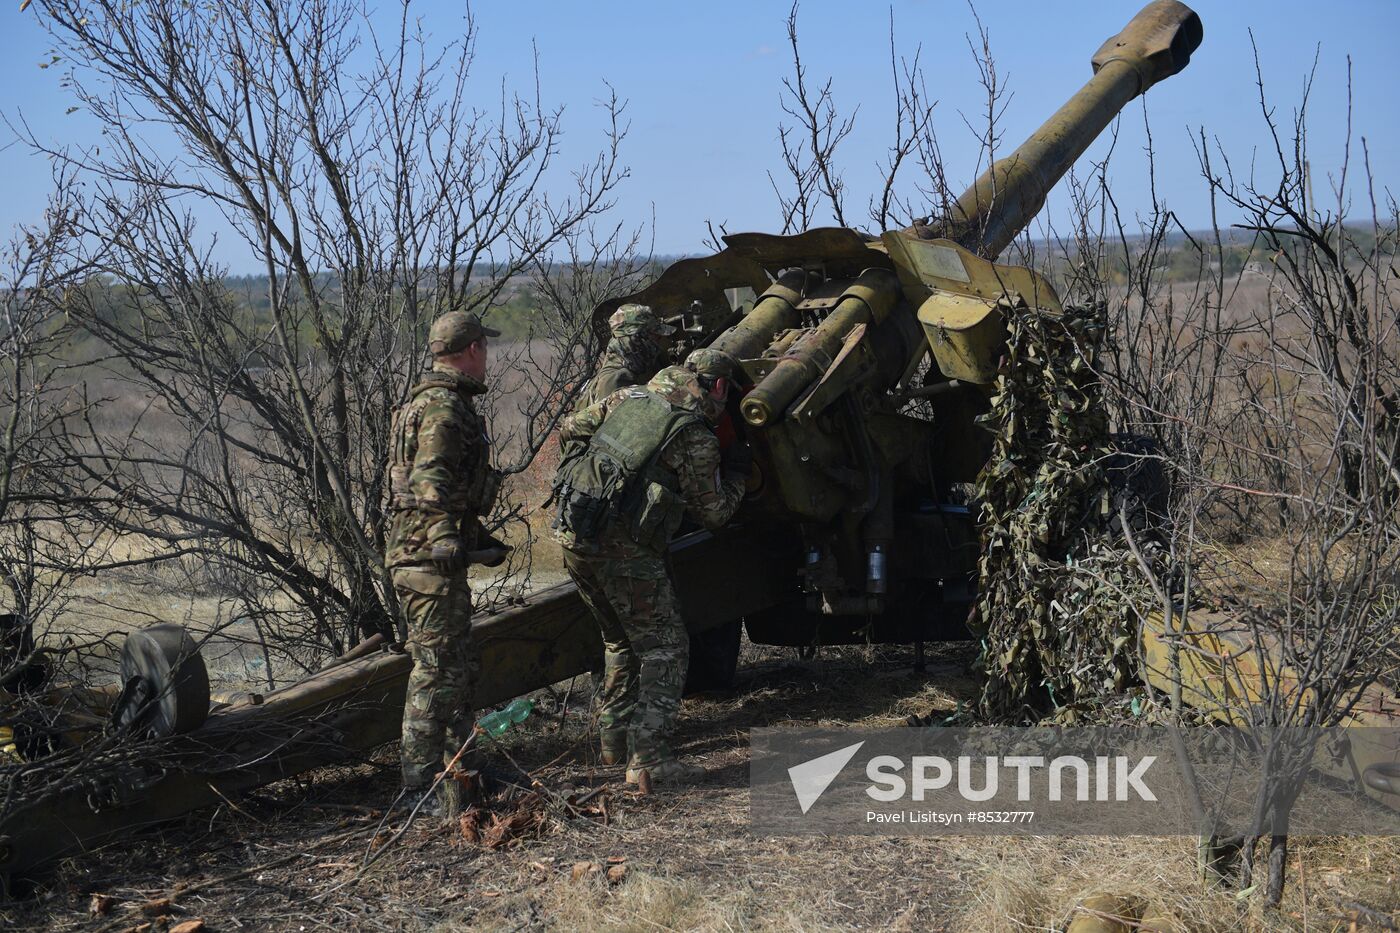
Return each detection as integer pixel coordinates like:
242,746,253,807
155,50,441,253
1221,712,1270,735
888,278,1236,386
958,834,1400,931
4,639,1398,931
478,870,843,933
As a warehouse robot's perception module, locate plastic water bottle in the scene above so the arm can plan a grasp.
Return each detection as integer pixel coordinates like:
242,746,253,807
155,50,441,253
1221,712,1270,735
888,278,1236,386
476,698,534,737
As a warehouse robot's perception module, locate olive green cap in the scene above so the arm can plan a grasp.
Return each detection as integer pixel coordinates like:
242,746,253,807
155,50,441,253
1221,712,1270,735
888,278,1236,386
429,311,499,356
608,303,676,338
685,347,741,381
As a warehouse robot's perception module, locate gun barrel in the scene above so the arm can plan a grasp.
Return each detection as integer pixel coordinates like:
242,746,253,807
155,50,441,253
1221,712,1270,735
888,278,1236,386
942,0,1202,259
710,271,806,360
741,268,901,427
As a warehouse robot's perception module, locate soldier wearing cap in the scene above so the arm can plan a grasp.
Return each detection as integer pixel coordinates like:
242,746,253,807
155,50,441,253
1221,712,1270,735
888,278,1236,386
385,310,509,814
579,303,677,409
551,348,752,787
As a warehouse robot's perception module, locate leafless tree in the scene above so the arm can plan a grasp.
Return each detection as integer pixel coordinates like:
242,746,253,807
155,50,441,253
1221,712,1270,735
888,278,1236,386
16,0,631,678
768,3,938,236
1059,42,1399,905
768,2,856,233
0,171,131,750
1182,49,1397,904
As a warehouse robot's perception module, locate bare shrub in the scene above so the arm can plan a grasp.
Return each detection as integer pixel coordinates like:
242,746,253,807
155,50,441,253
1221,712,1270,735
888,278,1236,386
18,0,631,679
766,1,940,238
0,174,126,702
1057,44,1400,905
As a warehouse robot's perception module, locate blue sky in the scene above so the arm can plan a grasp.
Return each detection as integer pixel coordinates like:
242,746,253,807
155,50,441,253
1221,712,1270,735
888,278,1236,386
3,1,1396,271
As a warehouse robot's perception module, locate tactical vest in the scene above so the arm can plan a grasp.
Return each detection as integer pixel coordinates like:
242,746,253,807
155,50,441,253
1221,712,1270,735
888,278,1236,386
387,376,501,518
552,388,701,550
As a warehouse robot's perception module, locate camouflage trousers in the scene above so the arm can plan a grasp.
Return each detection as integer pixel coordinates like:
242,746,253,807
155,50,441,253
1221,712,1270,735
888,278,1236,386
393,567,478,789
562,546,687,768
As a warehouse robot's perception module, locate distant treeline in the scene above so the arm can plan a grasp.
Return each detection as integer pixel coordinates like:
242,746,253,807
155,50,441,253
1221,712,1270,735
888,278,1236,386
42,224,1391,357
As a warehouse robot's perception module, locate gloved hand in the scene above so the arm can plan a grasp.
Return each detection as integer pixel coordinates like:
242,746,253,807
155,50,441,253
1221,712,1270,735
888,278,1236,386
430,538,465,575
472,545,512,568
719,440,753,483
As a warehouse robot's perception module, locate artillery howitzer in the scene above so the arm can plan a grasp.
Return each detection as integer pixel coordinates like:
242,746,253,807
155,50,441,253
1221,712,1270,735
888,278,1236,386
3,0,1397,885
597,0,1212,647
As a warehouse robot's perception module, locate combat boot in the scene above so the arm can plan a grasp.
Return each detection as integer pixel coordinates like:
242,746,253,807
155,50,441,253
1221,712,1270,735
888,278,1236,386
626,757,705,787
599,728,629,766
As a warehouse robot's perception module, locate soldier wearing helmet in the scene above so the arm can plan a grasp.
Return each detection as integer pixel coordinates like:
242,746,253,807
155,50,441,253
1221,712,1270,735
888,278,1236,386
551,347,751,788
578,304,677,409
384,310,509,815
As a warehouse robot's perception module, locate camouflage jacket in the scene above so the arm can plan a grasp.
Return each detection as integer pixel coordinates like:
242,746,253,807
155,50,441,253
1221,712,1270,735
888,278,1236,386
555,366,744,557
578,336,667,410
385,364,501,569
580,353,641,410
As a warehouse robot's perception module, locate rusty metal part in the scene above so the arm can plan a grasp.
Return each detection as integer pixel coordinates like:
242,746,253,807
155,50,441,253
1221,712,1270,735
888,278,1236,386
1140,610,1400,809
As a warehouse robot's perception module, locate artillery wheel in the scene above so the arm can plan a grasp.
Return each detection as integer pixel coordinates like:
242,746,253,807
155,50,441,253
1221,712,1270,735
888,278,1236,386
116,624,210,737
684,620,741,694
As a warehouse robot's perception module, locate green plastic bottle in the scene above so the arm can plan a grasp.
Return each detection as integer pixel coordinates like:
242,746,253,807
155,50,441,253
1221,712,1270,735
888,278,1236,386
475,697,534,737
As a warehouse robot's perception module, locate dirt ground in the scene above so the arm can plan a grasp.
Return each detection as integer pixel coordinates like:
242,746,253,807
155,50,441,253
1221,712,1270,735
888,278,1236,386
4,637,1399,932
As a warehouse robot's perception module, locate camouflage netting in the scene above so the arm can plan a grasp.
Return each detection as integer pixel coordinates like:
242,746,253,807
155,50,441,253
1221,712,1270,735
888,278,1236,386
972,302,1152,722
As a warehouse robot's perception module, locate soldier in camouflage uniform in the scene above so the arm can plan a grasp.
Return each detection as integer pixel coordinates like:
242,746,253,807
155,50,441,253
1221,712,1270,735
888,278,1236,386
578,304,677,409
553,348,751,786
385,310,509,810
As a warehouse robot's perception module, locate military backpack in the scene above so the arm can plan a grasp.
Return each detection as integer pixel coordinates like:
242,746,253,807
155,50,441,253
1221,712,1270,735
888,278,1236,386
552,388,700,550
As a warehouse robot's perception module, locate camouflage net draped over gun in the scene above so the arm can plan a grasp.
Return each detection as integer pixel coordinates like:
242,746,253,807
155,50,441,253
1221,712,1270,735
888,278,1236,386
973,303,1149,722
